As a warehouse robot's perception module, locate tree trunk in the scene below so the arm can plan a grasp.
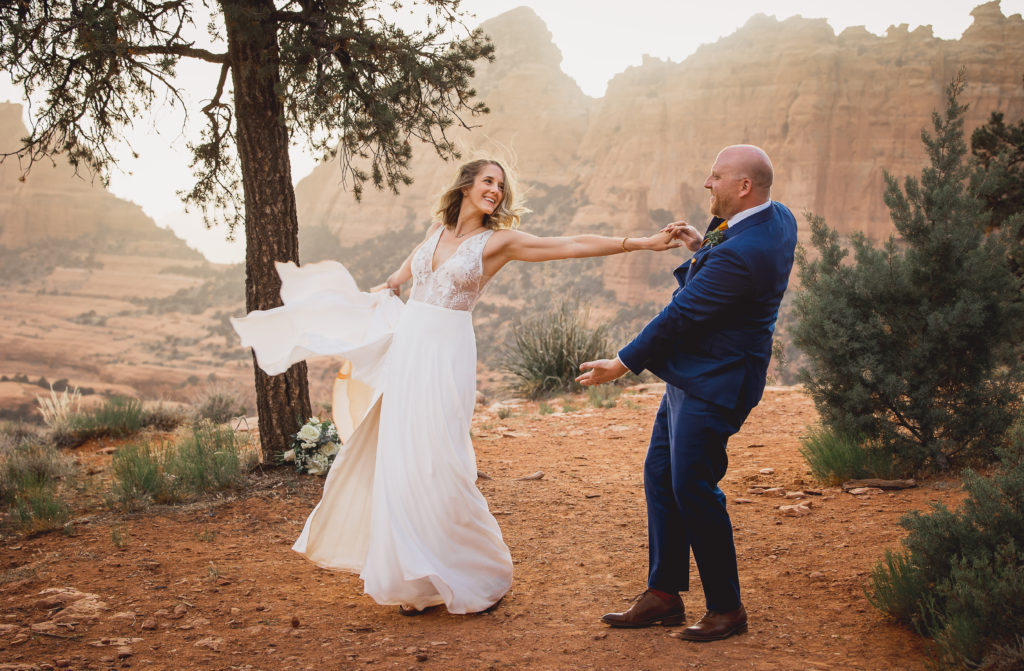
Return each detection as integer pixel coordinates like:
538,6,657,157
223,0,310,462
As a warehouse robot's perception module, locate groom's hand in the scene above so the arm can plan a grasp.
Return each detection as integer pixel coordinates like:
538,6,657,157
576,358,629,386
662,221,702,252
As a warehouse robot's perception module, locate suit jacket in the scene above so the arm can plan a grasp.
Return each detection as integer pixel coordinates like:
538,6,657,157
618,201,797,411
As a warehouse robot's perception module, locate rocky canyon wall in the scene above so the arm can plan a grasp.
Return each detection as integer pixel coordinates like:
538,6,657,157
295,2,1024,304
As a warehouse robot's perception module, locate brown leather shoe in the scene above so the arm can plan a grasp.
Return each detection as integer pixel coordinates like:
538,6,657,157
601,590,684,628
678,605,748,641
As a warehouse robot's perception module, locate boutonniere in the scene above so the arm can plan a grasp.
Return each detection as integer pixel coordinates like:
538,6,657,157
702,228,725,249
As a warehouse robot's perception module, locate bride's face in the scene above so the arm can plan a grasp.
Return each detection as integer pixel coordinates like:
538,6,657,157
462,164,505,217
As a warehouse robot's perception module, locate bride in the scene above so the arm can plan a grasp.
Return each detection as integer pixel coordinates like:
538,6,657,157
232,158,697,615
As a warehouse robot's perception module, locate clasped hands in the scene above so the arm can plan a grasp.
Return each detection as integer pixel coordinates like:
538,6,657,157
659,220,702,252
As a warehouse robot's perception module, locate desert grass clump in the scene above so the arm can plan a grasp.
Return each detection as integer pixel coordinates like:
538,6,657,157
867,421,1024,669
65,397,147,445
108,422,254,510
193,387,247,424
587,385,621,409
162,422,251,496
143,403,188,432
35,384,81,430
0,421,46,453
109,443,165,510
502,301,611,399
799,427,895,485
0,442,75,534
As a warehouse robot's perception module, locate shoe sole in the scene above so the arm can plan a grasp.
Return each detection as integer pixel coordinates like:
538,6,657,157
678,621,748,641
601,614,685,628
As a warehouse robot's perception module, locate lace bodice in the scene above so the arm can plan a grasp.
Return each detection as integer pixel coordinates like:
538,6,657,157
409,227,494,312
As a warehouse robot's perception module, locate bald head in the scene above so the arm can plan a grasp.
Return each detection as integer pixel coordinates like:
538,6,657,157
704,145,773,218
719,145,773,191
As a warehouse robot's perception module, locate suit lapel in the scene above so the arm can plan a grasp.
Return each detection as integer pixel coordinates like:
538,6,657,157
721,203,774,241
681,205,774,284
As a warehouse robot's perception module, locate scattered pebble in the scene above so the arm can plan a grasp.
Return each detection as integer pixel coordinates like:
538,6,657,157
515,471,545,481
194,636,225,652
779,503,811,516
759,468,775,475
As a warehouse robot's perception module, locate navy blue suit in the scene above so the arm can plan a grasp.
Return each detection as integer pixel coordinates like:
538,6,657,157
618,201,797,611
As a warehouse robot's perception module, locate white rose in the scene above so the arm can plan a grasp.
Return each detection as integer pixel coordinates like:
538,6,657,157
282,449,296,462
301,441,317,450
320,442,340,457
306,452,330,475
297,423,321,443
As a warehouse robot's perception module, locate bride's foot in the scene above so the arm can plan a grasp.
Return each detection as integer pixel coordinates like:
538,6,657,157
398,604,437,616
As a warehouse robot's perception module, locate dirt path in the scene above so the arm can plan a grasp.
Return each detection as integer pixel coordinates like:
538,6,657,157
1,387,962,670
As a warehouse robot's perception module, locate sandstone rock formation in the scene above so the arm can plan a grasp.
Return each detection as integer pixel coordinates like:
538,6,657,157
294,6,593,247
295,2,1024,305
0,104,186,253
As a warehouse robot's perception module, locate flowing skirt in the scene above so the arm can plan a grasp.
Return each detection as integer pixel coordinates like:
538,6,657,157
232,261,512,613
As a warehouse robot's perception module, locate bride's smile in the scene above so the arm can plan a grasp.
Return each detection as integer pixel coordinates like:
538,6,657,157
462,164,505,216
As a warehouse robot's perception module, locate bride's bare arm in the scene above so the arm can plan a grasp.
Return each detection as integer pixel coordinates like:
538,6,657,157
483,227,684,276
370,222,443,295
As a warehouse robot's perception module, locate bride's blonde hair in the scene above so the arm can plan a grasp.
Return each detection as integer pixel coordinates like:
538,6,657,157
432,159,526,230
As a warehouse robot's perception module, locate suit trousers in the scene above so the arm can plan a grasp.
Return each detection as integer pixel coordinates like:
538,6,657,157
644,384,749,612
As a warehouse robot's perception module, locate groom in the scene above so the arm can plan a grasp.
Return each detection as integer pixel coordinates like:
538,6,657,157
577,145,796,641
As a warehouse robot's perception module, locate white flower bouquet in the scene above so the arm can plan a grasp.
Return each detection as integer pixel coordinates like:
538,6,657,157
282,416,341,475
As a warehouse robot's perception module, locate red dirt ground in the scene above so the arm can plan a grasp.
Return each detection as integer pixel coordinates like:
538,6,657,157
1,386,964,670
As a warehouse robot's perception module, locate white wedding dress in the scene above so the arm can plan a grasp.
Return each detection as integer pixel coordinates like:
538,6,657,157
231,227,512,613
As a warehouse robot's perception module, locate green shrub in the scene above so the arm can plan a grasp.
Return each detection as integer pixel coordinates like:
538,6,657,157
1,442,75,533
799,427,894,485
867,428,1024,669
66,397,147,444
109,443,165,510
144,404,188,432
0,442,74,503
501,301,611,399
194,389,246,424
792,74,1024,475
12,480,70,534
108,423,253,510
162,422,249,495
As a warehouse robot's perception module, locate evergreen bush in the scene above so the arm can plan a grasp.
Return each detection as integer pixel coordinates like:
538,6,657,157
867,420,1024,669
792,74,1024,475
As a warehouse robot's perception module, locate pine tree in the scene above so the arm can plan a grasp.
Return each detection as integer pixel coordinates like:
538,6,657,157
792,73,1024,474
971,105,1024,280
0,1,493,459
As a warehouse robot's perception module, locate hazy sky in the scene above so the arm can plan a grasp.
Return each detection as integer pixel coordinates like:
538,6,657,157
2,0,1021,262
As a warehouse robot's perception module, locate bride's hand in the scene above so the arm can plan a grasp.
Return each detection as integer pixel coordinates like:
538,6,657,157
371,273,403,297
640,228,685,252
661,220,701,252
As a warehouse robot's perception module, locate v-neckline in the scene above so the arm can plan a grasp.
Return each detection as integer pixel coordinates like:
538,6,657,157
430,227,488,273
